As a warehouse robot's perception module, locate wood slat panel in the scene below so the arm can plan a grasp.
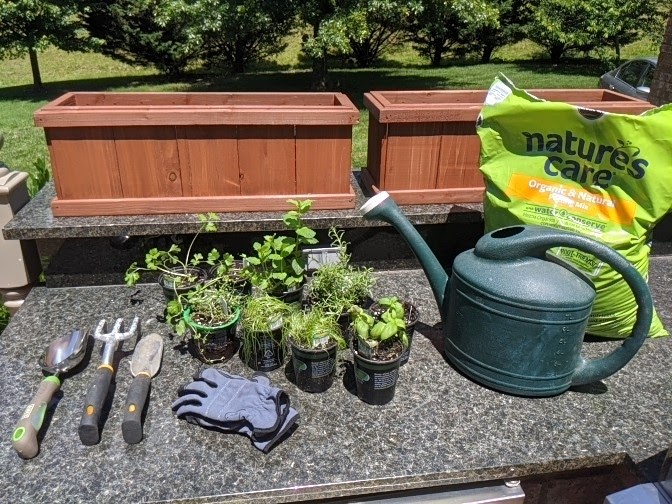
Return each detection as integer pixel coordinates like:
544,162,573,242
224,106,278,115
435,122,483,189
295,125,351,194
50,187,355,216
383,123,443,190
45,127,123,200
176,125,240,197
365,117,386,186
238,126,296,195
72,92,347,107
114,126,183,198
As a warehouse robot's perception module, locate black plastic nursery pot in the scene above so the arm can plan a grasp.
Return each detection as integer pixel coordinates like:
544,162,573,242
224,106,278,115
274,285,303,305
352,339,403,405
241,326,286,372
370,301,419,366
158,266,208,301
184,307,241,364
288,340,338,393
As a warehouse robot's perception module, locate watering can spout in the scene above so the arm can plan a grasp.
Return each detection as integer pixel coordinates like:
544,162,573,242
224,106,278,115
360,192,449,314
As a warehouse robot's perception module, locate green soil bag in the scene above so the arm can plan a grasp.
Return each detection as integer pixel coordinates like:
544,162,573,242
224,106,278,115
477,74,671,338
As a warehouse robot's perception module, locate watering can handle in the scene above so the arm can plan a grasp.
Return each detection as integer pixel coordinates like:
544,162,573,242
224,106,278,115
476,225,653,386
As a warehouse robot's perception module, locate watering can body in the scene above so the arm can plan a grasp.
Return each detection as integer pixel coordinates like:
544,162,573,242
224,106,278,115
360,192,653,397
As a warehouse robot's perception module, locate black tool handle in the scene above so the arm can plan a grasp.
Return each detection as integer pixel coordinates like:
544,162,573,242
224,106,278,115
79,366,113,446
122,374,151,444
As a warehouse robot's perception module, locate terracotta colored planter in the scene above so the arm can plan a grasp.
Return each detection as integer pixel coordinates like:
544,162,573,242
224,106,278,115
34,92,360,216
363,89,653,205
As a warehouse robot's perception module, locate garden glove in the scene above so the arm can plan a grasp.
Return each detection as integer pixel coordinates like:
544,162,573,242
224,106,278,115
181,407,299,453
172,369,299,452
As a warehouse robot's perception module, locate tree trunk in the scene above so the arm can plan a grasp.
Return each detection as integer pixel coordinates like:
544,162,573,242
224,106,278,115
431,40,443,67
650,12,672,105
311,54,328,90
481,44,494,63
549,45,564,63
29,47,42,89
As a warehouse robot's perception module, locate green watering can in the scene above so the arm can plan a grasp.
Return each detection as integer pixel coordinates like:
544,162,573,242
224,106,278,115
360,192,653,397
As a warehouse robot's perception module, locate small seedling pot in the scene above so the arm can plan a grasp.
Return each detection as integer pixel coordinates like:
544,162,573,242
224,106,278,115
184,307,241,364
274,284,303,305
241,323,285,372
158,266,207,301
288,339,338,393
351,339,403,405
370,300,419,366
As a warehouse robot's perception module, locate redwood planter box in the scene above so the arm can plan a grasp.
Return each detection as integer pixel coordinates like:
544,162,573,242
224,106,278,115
35,92,360,216
363,89,653,205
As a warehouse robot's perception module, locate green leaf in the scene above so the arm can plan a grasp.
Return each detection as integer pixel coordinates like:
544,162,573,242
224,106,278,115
296,226,316,239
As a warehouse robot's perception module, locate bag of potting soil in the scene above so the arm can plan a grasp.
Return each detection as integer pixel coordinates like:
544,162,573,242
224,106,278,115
476,74,672,338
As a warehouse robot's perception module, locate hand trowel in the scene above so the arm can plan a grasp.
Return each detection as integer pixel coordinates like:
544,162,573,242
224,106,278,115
12,329,90,459
122,333,164,444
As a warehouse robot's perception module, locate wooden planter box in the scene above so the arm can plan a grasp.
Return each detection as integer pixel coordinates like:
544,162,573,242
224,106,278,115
35,92,360,216
363,89,653,205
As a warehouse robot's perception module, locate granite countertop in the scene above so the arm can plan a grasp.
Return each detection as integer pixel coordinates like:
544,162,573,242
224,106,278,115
2,174,484,240
1,260,671,503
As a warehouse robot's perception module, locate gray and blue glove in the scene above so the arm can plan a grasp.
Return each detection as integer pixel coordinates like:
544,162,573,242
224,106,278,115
172,368,299,453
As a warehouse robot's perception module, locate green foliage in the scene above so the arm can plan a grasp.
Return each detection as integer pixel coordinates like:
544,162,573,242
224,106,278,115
27,157,50,197
0,0,90,87
307,227,375,316
459,0,531,63
81,0,197,75
284,308,346,349
156,0,298,73
349,304,407,349
166,279,245,340
0,306,9,335
348,0,417,67
525,0,597,62
242,200,318,294
407,0,499,66
125,212,219,287
240,294,296,363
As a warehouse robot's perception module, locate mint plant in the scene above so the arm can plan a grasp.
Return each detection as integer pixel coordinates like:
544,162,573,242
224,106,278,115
242,199,318,294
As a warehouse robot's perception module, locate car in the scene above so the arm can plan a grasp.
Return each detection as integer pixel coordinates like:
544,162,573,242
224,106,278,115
599,56,658,102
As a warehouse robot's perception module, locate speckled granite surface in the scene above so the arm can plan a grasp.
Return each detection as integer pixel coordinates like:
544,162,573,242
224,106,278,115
1,260,671,504
2,174,484,240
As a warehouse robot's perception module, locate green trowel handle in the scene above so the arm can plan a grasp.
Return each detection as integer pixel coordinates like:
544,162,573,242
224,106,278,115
11,376,61,459
477,225,654,385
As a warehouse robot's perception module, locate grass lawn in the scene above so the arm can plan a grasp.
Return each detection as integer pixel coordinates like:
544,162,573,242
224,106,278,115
0,38,656,176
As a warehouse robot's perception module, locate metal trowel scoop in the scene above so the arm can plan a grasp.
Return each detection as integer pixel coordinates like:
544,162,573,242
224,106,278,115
12,329,90,459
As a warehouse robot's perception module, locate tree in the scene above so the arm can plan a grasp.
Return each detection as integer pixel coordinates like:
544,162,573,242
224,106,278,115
525,0,596,63
298,0,365,89
0,0,88,88
347,0,418,68
82,0,197,75
157,0,298,74
459,0,531,63
584,0,665,61
650,9,672,105
406,0,498,67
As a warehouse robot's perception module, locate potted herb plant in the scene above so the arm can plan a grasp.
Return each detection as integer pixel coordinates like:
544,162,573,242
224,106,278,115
206,250,250,294
370,296,420,366
166,279,245,364
349,305,408,405
125,213,219,299
306,227,375,330
240,295,296,372
242,200,318,303
284,308,346,393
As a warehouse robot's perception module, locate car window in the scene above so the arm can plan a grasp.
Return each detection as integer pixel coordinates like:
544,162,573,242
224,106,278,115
618,61,648,88
640,65,655,88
